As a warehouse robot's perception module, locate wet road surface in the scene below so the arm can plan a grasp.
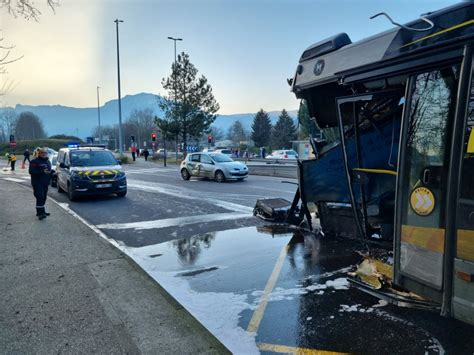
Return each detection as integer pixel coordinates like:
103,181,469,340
4,163,474,354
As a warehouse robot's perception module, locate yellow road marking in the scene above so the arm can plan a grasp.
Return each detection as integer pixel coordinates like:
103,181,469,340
247,245,288,333
353,168,397,176
400,19,474,49
258,343,350,355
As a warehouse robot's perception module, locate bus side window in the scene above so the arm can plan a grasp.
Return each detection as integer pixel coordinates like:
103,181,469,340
459,73,474,220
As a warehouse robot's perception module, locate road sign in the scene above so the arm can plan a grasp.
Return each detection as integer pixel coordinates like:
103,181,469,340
410,187,435,216
9,141,16,148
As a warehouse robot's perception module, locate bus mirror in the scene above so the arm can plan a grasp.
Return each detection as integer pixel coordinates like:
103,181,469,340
468,128,474,154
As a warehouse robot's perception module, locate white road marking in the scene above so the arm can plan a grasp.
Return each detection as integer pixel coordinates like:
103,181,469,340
2,177,25,183
97,212,251,230
20,176,30,180
49,199,126,249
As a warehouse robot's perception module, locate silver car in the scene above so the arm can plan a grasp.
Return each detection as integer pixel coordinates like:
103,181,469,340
180,152,248,182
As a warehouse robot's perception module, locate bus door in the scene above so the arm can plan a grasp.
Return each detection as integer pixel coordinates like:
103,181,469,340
395,64,461,302
453,55,474,325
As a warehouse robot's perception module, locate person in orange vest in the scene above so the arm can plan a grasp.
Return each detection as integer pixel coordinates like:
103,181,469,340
7,152,17,171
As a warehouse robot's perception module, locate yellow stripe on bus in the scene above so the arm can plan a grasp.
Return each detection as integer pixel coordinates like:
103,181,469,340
400,19,474,49
457,229,474,262
353,168,397,176
401,225,445,254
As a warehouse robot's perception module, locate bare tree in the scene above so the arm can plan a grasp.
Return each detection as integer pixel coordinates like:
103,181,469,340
0,108,17,138
1,0,59,21
1,1,60,94
127,108,157,146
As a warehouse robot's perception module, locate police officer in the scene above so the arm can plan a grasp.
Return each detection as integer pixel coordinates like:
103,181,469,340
29,147,52,220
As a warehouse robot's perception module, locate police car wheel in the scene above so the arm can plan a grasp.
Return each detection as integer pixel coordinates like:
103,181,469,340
67,183,77,201
181,168,190,180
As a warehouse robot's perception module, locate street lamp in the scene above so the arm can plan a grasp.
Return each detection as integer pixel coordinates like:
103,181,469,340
96,86,101,144
115,19,124,153
167,36,182,160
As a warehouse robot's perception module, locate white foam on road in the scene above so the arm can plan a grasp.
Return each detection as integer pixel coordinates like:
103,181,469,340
2,177,26,183
133,268,259,355
97,212,251,230
127,180,254,213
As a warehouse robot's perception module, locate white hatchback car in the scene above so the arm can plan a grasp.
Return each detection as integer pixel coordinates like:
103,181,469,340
266,150,299,160
180,152,248,182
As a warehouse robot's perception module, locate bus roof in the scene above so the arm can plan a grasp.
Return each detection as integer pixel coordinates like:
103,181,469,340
292,2,474,93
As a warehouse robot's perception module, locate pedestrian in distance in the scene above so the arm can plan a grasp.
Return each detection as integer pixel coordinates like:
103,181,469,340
143,148,150,161
22,148,31,169
7,152,17,171
131,145,137,161
29,147,52,220
23,149,31,164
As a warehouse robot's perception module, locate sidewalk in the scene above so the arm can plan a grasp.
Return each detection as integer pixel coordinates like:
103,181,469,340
0,179,229,354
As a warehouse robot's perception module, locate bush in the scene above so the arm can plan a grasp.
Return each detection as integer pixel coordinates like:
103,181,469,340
0,139,72,155
117,155,130,164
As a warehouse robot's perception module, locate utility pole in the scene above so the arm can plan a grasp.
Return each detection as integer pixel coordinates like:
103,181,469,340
115,19,124,153
167,36,182,161
97,86,102,144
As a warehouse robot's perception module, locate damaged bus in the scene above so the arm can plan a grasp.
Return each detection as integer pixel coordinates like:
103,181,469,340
285,1,474,325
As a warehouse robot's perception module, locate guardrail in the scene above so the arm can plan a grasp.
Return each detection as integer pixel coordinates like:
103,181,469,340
234,158,298,165
247,164,298,179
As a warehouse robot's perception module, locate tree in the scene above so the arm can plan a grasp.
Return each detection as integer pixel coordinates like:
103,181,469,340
157,52,219,155
1,1,60,78
14,111,46,139
208,126,224,142
298,101,311,139
127,108,157,146
251,109,272,147
271,109,296,149
0,109,18,141
1,0,59,21
49,134,83,141
227,120,247,143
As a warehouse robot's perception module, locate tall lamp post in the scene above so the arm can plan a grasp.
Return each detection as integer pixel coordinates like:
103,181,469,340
96,86,102,144
115,19,124,153
167,36,182,160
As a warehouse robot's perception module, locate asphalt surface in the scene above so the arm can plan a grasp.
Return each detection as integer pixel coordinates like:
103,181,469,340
3,159,474,354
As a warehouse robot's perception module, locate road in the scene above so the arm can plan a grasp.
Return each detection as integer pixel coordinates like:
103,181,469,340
3,160,474,354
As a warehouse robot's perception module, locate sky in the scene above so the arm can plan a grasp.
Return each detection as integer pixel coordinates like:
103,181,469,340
0,0,461,114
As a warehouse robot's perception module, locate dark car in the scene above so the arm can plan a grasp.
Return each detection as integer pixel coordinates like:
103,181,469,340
56,145,127,201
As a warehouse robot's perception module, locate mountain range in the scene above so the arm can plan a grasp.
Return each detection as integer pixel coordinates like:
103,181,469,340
0,92,297,138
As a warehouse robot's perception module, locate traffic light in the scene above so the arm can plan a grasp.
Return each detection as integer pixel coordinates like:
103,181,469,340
9,134,15,143
130,135,135,142
151,133,157,142
208,135,213,144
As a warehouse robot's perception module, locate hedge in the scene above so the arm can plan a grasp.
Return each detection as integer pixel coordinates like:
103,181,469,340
0,139,74,155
